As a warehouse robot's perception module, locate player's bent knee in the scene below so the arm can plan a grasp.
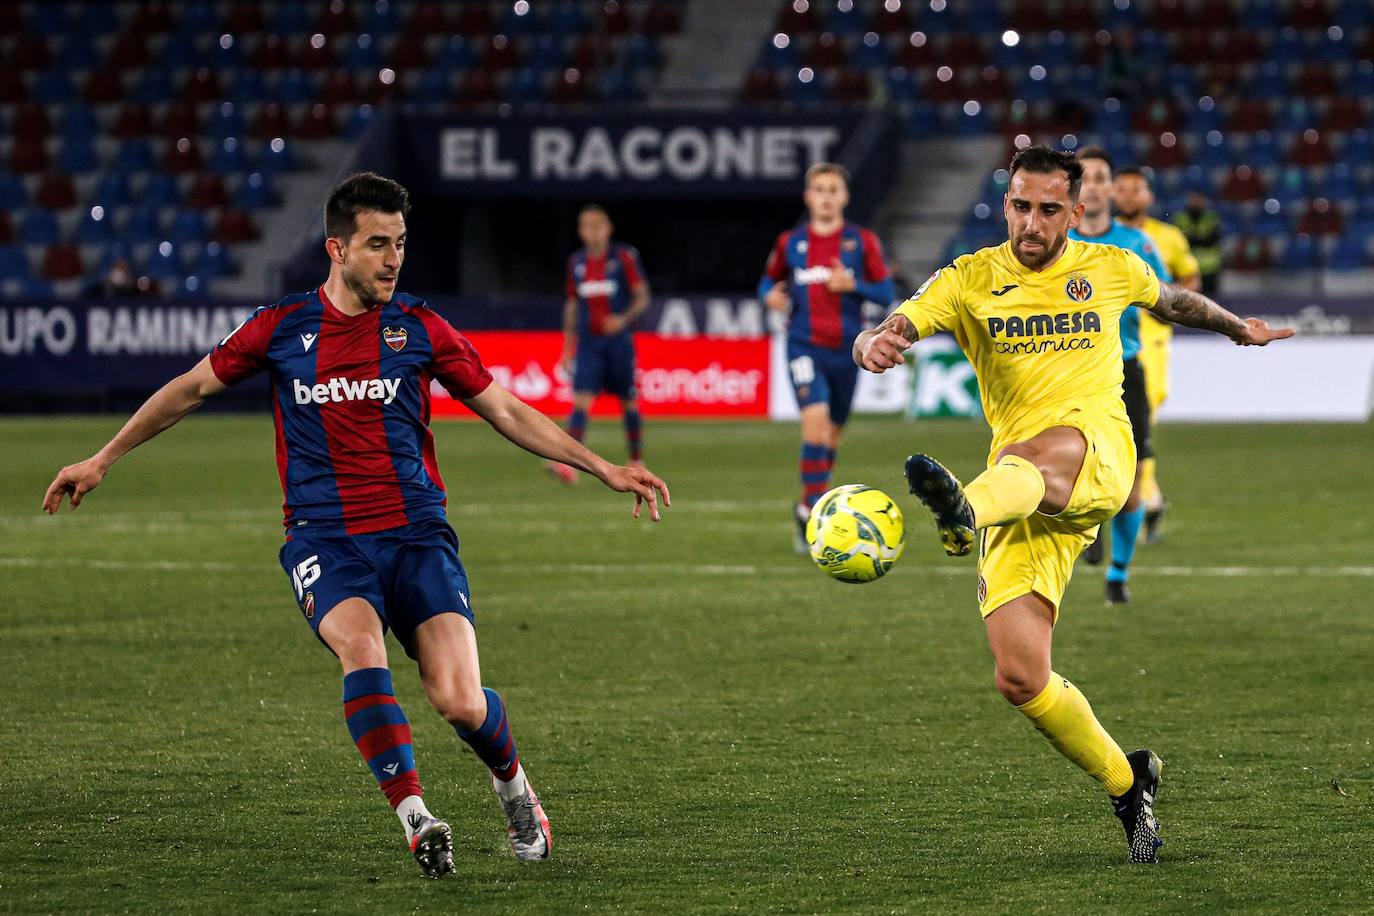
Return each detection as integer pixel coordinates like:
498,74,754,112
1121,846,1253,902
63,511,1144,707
330,631,388,671
993,665,1045,706
427,682,488,730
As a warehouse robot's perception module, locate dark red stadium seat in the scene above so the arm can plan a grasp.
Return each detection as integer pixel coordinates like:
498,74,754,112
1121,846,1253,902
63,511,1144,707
9,139,49,174
481,34,520,71
1221,165,1266,202
42,243,84,281
1294,64,1336,98
940,33,983,67
163,137,203,173
1229,237,1273,271
252,35,292,70
0,212,12,243
252,104,292,138
224,3,264,32
1146,134,1190,169
776,0,820,34
1323,98,1366,132
131,1,174,33
1227,99,1272,132
570,36,608,71
35,173,78,210
83,68,125,104
0,67,23,103
13,104,52,142
1287,0,1330,29
161,101,201,138
107,31,150,70
549,69,589,104
869,2,911,35
828,69,871,103
1147,0,1188,30
365,70,401,103
318,71,360,104
215,210,259,243
1297,198,1343,236
0,4,21,35
295,103,337,139
457,69,497,106
187,173,228,210
739,67,781,103
1214,30,1261,64
1131,101,1178,133
974,66,1009,102
1196,0,1235,29
897,33,934,68
642,3,683,36
600,1,633,36
298,35,337,69
114,102,154,137
921,67,967,103
13,33,52,70
316,0,356,35
805,32,847,69
388,33,430,70
1289,130,1333,166
1174,30,1209,62
1059,0,1097,30
449,3,487,36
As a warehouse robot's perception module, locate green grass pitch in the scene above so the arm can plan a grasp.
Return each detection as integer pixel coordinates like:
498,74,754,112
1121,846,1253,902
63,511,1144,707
3,414,1373,914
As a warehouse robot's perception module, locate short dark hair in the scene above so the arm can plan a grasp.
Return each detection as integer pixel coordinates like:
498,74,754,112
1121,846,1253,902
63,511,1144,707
325,172,410,240
1115,165,1152,189
1076,144,1112,170
1008,145,1084,201
579,203,609,218
805,161,851,186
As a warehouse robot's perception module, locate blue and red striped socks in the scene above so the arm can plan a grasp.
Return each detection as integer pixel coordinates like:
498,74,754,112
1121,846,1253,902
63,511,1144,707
456,688,521,783
343,667,424,816
800,442,834,509
623,408,643,461
567,408,587,443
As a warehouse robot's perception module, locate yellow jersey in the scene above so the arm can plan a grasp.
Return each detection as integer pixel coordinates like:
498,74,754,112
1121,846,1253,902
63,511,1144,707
895,239,1161,452
1138,216,1199,335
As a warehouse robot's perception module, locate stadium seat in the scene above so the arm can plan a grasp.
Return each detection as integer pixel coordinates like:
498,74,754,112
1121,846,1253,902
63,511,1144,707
187,172,229,210
56,138,99,175
316,0,356,35
214,209,259,244
10,139,50,175
234,172,278,211
739,67,781,103
1246,131,1283,169
1277,234,1319,270
18,276,56,298
91,172,133,209
169,208,210,245
226,69,269,104
499,2,543,37
13,104,52,143
1296,199,1343,237
123,204,164,244
434,36,477,72
161,101,201,140
273,70,317,105
1229,236,1273,270
183,68,223,105
829,69,871,103
31,69,74,105
58,103,98,141
504,68,546,104
0,211,12,243
1222,165,1267,202
342,104,378,138
805,32,848,69
144,241,184,279
549,1,591,38
35,173,78,210
550,68,590,104
163,137,203,174
132,67,176,104
1327,231,1371,270
412,68,457,104
342,33,384,71
192,240,236,279
20,209,61,245
41,243,83,281
13,33,53,70
1289,130,1334,167
74,206,115,243
785,69,826,106
0,244,32,280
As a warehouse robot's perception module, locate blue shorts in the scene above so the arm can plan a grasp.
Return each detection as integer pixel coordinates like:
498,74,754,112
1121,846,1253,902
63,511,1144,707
786,340,860,426
278,518,474,659
573,333,636,399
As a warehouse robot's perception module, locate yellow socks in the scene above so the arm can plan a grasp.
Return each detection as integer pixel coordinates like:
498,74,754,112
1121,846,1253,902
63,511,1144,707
964,455,1046,528
1016,672,1135,797
1139,457,1161,509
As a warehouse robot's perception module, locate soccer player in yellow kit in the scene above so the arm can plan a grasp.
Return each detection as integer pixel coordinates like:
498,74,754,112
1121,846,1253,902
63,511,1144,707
1115,167,1202,542
853,147,1290,863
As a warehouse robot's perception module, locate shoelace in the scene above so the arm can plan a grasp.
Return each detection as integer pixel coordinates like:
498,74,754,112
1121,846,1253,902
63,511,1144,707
502,794,541,841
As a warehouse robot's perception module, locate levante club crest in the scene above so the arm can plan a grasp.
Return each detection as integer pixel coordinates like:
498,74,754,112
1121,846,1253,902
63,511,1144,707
1065,274,1093,303
383,327,408,351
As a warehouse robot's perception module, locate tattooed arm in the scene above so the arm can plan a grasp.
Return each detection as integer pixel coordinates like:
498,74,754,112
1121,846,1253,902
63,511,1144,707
853,312,918,371
1147,282,1294,346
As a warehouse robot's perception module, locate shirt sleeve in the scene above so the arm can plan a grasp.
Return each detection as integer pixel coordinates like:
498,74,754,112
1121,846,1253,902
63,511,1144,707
618,245,646,289
208,305,275,386
1167,228,1202,281
565,257,577,300
893,264,963,339
420,309,494,399
762,231,790,283
859,228,891,282
1123,248,1162,310
1137,238,1172,284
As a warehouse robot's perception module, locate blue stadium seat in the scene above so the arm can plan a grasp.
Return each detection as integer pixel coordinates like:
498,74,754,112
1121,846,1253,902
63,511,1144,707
905,103,939,138
361,1,401,35
176,274,210,297
273,70,316,105
1252,202,1289,237
1185,100,1225,135
145,241,184,280
226,69,268,104
209,33,243,68
258,139,297,174
1239,0,1282,30
1278,234,1319,270
1335,0,1374,32
1248,63,1288,99
342,104,377,139
621,36,660,72
1327,231,1370,270
1275,99,1316,135
1246,131,1283,169
270,3,310,36
0,245,32,280
19,277,56,298
207,102,247,139
75,206,115,243
785,70,826,106
192,241,235,278
31,70,74,105
826,2,864,35
132,68,176,104
56,34,100,71
20,209,61,246
1317,164,1360,202
91,172,133,209
434,36,476,72
161,34,200,71
59,103,99,141
179,0,219,35
1342,129,1374,167
123,204,163,244
759,36,799,71
142,173,182,209
527,34,566,73
234,172,278,210
498,3,543,36
548,0,590,37
1267,29,1307,67
411,67,455,103
29,3,70,35
885,67,915,102
344,34,385,71
170,209,209,245
57,138,100,174
1192,131,1234,170
1273,166,1312,207
75,2,119,34
209,136,251,175
504,68,545,104
0,172,26,210
852,33,889,70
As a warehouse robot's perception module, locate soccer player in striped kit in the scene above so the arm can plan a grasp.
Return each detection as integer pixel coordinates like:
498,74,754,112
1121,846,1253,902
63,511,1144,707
42,173,670,879
546,205,650,484
758,162,896,551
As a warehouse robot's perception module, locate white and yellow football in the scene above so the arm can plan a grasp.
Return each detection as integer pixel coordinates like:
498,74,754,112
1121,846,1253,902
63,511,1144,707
805,484,906,584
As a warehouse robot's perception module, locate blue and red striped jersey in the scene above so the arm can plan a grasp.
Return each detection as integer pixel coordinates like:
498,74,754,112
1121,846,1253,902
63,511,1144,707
760,222,895,350
565,242,646,337
209,286,492,535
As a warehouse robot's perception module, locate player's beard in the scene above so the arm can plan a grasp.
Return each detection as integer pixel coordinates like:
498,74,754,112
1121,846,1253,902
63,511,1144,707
1116,204,1143,222
344,266,395,307
1011,231,1066,270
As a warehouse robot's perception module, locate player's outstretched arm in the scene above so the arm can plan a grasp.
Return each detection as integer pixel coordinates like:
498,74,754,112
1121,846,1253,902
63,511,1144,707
42,356,227,514
1149,283,1294,346
463,382,670,521
853,312,917,372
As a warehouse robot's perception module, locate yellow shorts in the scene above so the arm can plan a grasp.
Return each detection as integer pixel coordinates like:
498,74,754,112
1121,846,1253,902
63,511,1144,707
976,409,1136,622
1137,315,1172,412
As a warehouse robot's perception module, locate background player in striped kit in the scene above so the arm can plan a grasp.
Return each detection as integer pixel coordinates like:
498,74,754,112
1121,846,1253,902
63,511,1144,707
547,205,650,484
42,173,670,879
758,162,895,551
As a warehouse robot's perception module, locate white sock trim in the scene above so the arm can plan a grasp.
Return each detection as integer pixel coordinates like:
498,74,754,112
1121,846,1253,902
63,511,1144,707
397,794,433,842
494,764,528,802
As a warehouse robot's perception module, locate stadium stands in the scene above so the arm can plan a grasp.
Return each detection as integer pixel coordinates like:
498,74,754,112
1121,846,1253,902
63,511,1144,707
0,0,683,298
